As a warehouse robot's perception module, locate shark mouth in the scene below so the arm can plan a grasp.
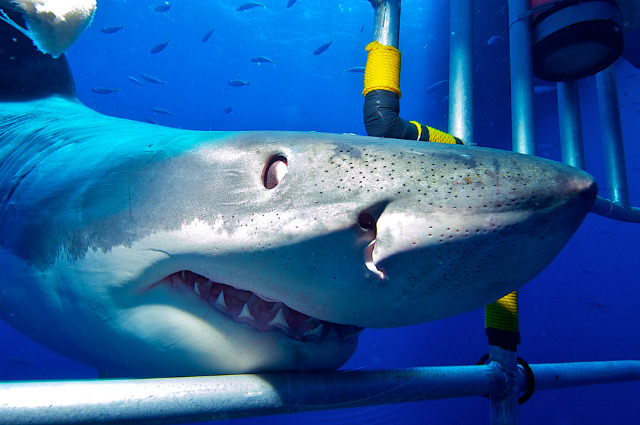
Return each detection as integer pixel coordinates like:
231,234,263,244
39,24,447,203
159,271,363,344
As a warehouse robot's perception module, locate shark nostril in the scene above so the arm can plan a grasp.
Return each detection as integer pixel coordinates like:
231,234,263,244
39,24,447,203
263,155,288,189
358,212,376,231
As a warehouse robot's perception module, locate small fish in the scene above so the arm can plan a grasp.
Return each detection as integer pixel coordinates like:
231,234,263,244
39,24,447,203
287,0,296,8
154,2,171,12
586,302,610,312
224,106,233,114
145,116,159,125
237,2,264,11
140,73,166,85
99,25,124,34
150,107,174,115
126,75,143,86
441,95,450,104
534,85,557,95
345,66,365,73
425,79,448,94
251,56,275,65
360,24,365,33
150,39,171,54
313,40,332,55
228,79,251,87
202,28,215,43
488,35,505,46
90,87,120,94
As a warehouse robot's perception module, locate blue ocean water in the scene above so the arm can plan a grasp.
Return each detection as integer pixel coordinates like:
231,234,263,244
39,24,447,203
1,0,639,424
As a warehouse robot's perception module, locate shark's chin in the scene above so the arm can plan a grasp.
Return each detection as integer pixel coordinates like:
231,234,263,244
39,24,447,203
153,270,364,345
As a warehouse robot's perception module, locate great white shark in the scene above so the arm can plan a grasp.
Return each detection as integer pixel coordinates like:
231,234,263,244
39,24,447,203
0,3,597,378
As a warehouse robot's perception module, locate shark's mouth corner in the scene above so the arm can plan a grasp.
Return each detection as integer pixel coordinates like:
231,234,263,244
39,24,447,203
156,271,363,344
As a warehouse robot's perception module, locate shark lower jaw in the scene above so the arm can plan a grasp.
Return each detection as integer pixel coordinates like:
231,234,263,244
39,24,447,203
154,270,364,345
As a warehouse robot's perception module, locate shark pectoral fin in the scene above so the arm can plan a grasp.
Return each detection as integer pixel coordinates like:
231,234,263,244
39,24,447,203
0,0,96,58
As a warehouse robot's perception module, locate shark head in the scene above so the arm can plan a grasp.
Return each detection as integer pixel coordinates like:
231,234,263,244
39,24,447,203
0,99,596,377
0,4,597,377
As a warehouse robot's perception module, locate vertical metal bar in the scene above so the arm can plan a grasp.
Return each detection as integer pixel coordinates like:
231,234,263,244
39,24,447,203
557,81,586,169
449,0,474,144
596,65,630,208
508,0,536,155
491,2,534,424
372,0,401,48
489,346,520,425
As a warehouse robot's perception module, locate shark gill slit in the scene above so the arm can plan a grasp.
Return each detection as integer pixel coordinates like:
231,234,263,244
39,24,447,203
160,270,363,344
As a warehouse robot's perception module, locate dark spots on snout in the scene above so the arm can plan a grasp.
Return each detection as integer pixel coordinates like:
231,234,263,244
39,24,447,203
321,149,479,198
332,144,362,160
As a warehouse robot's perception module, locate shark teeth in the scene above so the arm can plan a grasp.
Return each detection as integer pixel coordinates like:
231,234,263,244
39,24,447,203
164,270,363,344
267,306,289,330
214,290,227,311
237,303,256,322
303,323,323,340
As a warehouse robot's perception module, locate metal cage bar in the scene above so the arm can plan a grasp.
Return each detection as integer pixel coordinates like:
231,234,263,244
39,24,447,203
1,361,638,425
509,0,536,156
449,0,474,144
557,81,586,170
561,65,640,222
589,65,640,222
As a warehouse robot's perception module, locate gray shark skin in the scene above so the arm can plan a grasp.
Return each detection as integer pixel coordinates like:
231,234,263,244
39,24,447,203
0,95,597,377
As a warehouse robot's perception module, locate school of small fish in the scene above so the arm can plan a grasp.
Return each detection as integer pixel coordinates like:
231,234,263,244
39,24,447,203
90,2,371,124
90,3,519,123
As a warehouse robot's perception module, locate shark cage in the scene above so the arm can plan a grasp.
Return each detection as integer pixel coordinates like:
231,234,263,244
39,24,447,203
1,0,639,424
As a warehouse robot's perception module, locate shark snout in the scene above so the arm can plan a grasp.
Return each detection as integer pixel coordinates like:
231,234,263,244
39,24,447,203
561,168,598,207
519,160,598,220
344,156,599,327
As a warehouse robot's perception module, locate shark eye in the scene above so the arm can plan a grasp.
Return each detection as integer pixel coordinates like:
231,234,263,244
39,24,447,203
263,155,288,189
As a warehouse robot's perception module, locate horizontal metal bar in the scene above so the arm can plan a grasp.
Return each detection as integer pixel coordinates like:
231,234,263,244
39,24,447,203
2,361,639,425
525,361,640,391
591,196,640,223
0,366,497,425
